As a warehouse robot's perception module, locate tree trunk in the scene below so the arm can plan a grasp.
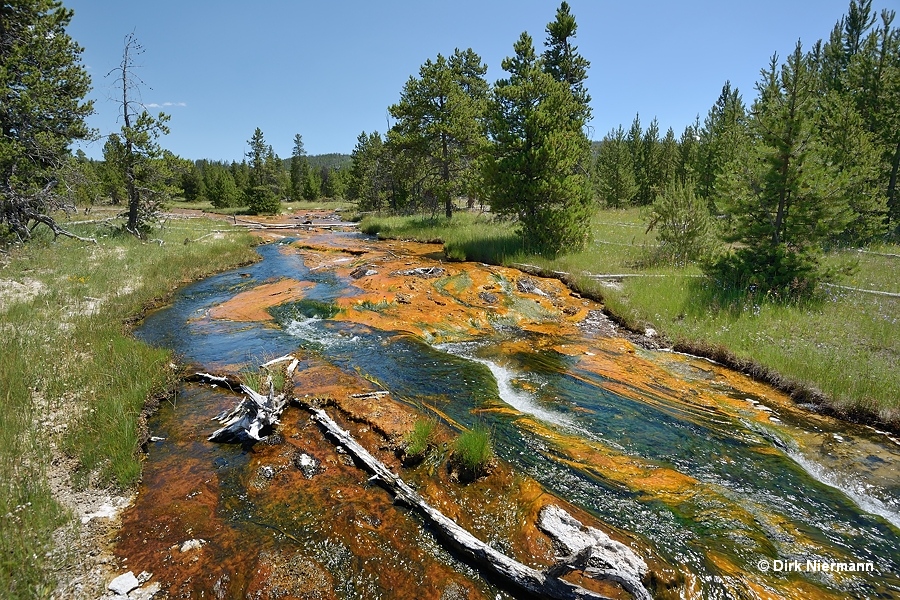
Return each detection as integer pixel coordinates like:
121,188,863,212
888,140,900,225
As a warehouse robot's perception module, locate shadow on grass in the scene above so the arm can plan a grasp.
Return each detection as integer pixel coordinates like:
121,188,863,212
445,233,525,263
681,275,826,321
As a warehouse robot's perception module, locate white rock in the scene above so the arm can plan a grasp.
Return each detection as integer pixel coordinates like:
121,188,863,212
108,571,139,596
130,581,161,600
180,538,205,553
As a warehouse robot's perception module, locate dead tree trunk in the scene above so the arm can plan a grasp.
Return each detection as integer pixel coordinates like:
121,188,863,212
307,405,651,600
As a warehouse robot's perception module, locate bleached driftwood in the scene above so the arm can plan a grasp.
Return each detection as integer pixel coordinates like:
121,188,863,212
538,505,652,600
208,382,289,443
193,372,239,391
307,406,645,600
260,354,297,368
207,358,298,443
349,391,390,399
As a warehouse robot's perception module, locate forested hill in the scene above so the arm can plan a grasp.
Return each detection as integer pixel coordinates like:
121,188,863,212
282,153,352,171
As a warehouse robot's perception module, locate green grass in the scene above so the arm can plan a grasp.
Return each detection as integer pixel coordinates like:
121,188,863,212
404,418,437,459
360,212,525,263
354,298,394,313
452,426,493,478
0,215,256,598
361,208,900,428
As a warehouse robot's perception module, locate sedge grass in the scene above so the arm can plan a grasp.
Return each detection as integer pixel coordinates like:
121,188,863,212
404,418,437,459
451,426,493,478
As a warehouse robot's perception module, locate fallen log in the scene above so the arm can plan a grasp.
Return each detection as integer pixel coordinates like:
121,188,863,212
538,505,651,600
208,382,289,442
307,405,649,600
207,358,298,443
192,372,240,391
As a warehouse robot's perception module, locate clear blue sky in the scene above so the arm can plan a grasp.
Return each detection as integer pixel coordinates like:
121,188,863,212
66,0,862,162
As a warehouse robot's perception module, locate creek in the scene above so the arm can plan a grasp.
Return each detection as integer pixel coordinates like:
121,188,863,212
126,225,900,599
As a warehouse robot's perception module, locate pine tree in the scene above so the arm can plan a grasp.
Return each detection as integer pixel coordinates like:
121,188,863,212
100,134,127,205
180,163,205,203
659,127,680,192
107,33,173,236
485,32,593,255
0,0,94,240
207,168,239,209
712,45,851,296
244,128,281,214
647,182,715,266
595,126,637,207
348,131,389,212
289,133,309,203
696,81,749,209
636,118,662,205
676,119,701,187
542,1,592,123
389,48,489,218
302,168,321,201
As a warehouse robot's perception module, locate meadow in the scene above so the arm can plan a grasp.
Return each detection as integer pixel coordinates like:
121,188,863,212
360,208,900,429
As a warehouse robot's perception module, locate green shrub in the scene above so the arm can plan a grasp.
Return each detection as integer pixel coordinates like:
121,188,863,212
246,185,281,215
645,182,716,267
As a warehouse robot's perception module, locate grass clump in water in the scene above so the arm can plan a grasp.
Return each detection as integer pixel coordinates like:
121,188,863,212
355,298,393,313
451,426,493,481
403,419,437,464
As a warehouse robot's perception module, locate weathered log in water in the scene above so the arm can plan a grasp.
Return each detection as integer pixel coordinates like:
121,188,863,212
305,403,651,600
206,358,298,443
538,505,651,600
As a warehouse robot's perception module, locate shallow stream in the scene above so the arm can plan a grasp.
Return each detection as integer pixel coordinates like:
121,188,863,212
128,228,900,599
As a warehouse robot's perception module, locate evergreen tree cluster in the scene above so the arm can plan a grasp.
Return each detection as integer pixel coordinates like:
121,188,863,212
348,2,594,256
175,132,350,214
595,0,899,295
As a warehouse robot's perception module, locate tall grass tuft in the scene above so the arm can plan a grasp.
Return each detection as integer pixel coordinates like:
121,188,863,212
403,418,437,461
451,426,493,480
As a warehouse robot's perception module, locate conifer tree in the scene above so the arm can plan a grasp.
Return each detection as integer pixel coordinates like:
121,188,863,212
244,128,281,214
712,45,851,295
1,0,94,240
389,48,489,218
108,33,173,236
595,126,637,207
485,32,592,255
636,118,662,205
348,131,389,212
289,134,310,203
696,81,749,208
542,1,592,123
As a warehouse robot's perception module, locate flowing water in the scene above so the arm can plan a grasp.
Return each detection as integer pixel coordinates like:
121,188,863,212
129,228,900,599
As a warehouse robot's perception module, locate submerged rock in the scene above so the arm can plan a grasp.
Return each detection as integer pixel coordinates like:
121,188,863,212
293,452,323,479
350,265,378,279
479,291,499,305
393,266,446,278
